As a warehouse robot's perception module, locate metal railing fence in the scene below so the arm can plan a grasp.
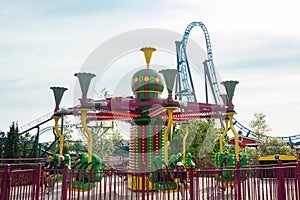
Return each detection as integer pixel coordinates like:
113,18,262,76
0,160,299,200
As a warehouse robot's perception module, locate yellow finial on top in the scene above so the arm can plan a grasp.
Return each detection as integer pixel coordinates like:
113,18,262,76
141,47,156,69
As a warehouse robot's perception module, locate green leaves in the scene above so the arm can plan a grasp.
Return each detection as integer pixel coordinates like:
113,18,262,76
258,137,295,156
249,112,271,140
4,122,19,158
169,120,222,157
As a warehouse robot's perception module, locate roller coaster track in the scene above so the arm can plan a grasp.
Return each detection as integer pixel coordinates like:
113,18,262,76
19,111,54,134
176,22,300,146
176,22,220,103
38,123,80,135
274,134,300,146
177,21,253,135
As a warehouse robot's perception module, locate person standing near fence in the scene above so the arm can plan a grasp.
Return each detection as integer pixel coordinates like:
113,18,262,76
172,162,189,200
43,155,54,187
46,155,68,193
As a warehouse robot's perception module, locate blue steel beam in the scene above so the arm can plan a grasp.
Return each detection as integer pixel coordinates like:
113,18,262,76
178,21,255,135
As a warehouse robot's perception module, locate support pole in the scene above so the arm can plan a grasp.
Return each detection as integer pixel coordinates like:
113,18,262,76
228,111,240,161
53,115,64,156
163,107,177,164
183,123,189,163
79,108,93,167
220,119,229,152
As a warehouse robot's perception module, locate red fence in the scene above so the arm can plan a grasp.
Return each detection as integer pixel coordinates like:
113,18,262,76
0,161,300,200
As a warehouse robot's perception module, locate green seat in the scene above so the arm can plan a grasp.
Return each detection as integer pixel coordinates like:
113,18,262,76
64,154,71,166
185,152,196,168
52,154,60,167
72,153,102,190
78,153,89,169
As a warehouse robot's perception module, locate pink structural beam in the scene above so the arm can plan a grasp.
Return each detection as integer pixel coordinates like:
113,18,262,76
83,97,225,122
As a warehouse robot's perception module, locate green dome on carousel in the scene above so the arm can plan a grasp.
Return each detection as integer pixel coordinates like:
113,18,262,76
131,68,164,100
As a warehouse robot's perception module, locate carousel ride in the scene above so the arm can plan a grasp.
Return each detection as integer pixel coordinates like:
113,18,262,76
49,45,245,191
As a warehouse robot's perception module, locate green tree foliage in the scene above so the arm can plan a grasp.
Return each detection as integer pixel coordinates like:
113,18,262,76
169,123,184,156
50,117,86,155
249,112,271,140
5,128,41,158
96,88,112,100
88,122,124,160
0,131,5,158
213,134,230,154
19,132,37,158
61,118,82,154
79,88,124,160
3,122,43,158
169,120,221,157
258,137,295,156
244,148,257,157
4,122,20,158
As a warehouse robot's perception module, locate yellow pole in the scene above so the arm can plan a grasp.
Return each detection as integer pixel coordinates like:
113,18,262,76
164,107,177,164
228,111,239,160
182,123,189,164
220,119,229,152
78,108,93,168
53,115,64,156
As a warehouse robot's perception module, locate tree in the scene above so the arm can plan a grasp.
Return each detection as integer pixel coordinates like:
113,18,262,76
96,88,111,100
199,120,220,155
169,119,221,157
0,131,5,158
49,117,86,156
212,134,231,154
19,132,36,158
169,123,184,156
86,121,123,160
249,112,271,140
4,122,20,158
258,137,295,156
77,88,124,160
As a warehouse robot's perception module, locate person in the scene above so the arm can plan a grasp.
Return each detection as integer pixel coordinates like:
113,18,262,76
172,162,189,200
44,155,54,170
46,155,67,193
42,155,54,187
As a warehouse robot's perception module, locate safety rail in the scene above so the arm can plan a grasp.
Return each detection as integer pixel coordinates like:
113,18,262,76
0,161,299,199
0,158,45,164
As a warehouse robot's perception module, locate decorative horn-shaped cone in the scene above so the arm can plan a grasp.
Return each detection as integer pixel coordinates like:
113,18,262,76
159,69,178,96
221,80,239,111
74,72,96,101
141,47,156,69
219,94,228,106
50,87,68,112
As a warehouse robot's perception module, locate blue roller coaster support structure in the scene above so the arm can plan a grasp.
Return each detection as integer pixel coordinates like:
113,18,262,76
176,21,253,135
175,22,220,104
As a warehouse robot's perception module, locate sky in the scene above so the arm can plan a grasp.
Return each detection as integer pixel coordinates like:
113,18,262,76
1,0,300,139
